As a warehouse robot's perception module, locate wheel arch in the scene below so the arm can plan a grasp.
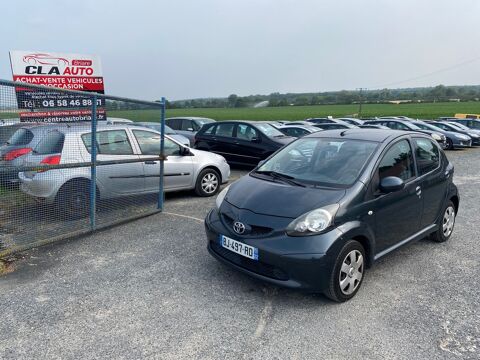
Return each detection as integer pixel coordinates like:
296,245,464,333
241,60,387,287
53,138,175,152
57,177,100,201
199,165,223,182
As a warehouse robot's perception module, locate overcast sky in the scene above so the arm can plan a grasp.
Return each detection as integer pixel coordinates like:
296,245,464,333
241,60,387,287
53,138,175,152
1,0,479,101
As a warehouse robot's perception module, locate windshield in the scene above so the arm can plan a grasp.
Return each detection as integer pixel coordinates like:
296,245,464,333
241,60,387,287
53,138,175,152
198,118,215,125
406,123,421,130
448,122,469,131
255,138,378,187
255,123,286,137
417,122,443,132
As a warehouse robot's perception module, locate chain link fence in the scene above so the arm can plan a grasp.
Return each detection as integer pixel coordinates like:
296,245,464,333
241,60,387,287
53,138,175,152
0,79,166,257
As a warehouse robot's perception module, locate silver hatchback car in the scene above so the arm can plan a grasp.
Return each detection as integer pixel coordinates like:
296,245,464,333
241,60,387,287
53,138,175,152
19,124,230,218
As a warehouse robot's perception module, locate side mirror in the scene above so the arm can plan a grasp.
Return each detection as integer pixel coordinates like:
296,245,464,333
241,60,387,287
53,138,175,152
379,176,405,193
180,146,191,156
251,137,261,143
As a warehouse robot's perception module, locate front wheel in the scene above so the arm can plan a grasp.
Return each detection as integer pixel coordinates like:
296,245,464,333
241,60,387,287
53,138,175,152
195,169,220,197
324,240,366,302
431,200,456,243
446,138,454,150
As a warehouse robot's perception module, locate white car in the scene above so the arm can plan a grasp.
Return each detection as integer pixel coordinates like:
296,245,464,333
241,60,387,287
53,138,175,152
19,124,230,218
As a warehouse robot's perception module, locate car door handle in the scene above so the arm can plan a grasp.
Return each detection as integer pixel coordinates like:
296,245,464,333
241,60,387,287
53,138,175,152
415,186,422,196
144,160,158,165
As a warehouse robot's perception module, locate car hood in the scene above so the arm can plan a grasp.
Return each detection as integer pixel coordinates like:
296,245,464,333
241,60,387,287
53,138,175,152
225,174,346,218
271,136,295,145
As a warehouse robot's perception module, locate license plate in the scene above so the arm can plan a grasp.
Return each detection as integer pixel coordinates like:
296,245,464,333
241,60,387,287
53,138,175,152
219,235,258,260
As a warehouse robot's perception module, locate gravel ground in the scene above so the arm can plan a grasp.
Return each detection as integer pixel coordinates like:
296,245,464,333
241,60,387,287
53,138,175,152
0,154,479,359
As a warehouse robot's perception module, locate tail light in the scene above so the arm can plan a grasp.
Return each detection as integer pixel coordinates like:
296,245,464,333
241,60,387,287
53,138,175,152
38,155,61,172
3,147,32,161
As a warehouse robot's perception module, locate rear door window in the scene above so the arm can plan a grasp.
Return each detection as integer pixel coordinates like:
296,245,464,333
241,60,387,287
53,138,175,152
181,120,194,131
214,123,235,137
166,119,181,130
82,130,133,155
8,128,34,145
34,131,65,155
413,138,440,175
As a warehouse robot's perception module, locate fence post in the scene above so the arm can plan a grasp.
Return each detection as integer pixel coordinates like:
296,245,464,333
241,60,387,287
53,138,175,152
90,95,98,229
158,97,166,210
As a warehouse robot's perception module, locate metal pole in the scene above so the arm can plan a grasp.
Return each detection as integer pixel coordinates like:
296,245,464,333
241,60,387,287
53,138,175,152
158,97,166,210
357,88,365,118
90,95,98,229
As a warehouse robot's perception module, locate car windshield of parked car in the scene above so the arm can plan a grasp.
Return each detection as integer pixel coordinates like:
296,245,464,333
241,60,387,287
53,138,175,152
198,118,215,125
255,138,378,187
255,123,286,137
448,122,469,131
417,122,443,132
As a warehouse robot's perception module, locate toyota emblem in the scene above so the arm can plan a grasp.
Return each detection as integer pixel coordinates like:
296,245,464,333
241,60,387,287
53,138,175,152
233,221,246,235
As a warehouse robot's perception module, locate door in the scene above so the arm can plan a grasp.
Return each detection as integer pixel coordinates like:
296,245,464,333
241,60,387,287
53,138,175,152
209,122,236,162
131,130,193,192
372,139,423,252
82,130,144,196
232,123,265,165
412,137,447,227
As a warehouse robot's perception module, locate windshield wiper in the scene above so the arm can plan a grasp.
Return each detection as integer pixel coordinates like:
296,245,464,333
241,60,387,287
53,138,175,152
254,170,306,187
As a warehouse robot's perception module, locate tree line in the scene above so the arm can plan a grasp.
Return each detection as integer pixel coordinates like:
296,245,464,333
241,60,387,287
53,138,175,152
166,85,480,109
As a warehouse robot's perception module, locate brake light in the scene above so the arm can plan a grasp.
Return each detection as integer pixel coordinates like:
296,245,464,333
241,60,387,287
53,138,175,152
40,155,61,165
3,147,32,161
38,155,61,172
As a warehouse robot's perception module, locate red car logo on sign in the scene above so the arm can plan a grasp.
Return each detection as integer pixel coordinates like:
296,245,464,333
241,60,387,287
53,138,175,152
72,59,92,66
22,53,69,66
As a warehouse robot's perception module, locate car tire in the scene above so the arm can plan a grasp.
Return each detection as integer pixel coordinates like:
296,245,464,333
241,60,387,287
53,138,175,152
324,240,366,302
431,200,456,243
195,168,220,197
446,138,454,150
56,181,91,219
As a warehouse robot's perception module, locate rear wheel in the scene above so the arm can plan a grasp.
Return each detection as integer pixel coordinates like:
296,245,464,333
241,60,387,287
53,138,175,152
195,168,220,197
431,200,456,243
55,181,91,219
324,240,366,302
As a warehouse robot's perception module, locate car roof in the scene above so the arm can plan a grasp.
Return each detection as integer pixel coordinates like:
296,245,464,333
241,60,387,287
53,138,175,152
304,128,422,142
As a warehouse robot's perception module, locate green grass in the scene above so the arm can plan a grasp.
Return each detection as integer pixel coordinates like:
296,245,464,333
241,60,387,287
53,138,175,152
109,101,480,122
3,101,480,122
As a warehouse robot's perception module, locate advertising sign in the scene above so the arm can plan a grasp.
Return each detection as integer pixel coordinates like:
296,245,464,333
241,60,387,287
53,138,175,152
9,50,106,122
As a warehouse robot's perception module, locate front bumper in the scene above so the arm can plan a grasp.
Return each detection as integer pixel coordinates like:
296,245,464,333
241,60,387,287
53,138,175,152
453,139,472,148
205,208,342,292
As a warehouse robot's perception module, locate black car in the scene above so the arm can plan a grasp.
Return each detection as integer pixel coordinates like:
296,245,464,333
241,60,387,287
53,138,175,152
194,121,294,166
313,122,358,130
165,117,216,145
364,119,448,149
205,129,459,302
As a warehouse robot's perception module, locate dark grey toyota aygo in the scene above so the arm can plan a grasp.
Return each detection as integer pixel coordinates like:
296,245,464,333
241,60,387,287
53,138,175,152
205,129,459,302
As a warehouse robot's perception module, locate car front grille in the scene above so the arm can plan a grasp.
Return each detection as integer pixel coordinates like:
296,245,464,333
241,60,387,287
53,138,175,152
221,214,273,236
210,241,289,281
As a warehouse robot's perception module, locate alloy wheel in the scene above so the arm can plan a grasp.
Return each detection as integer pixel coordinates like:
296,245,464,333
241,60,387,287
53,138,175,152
201,173,218,194
442,206,455,238
339,250,364,295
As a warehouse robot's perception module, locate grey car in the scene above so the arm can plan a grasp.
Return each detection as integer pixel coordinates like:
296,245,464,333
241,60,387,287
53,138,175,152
0,123,57,184
129,122,190,146
277,124,321,137
165,117,216,145
19,124,230,218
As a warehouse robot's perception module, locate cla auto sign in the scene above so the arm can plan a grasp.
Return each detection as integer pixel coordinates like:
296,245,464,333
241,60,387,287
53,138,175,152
9,50,106,122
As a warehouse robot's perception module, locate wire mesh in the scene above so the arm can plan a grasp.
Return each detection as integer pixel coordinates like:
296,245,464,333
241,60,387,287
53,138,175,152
0,80,165,256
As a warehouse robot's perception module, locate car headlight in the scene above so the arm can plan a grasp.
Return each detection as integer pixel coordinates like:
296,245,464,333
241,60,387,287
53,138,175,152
431,133,442,141
215,184,230,209
286,204,339,236
456,134,469,140
469,133,479,139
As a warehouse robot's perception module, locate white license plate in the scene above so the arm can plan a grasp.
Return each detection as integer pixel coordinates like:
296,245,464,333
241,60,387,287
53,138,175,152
219,235,258,260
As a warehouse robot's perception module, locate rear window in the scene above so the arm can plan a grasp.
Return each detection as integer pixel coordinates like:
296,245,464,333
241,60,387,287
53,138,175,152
34,131,65,155
8,128,34,145
82,130,133,155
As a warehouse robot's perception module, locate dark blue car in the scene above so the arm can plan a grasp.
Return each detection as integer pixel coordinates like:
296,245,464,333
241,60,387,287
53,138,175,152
205,129,459,302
